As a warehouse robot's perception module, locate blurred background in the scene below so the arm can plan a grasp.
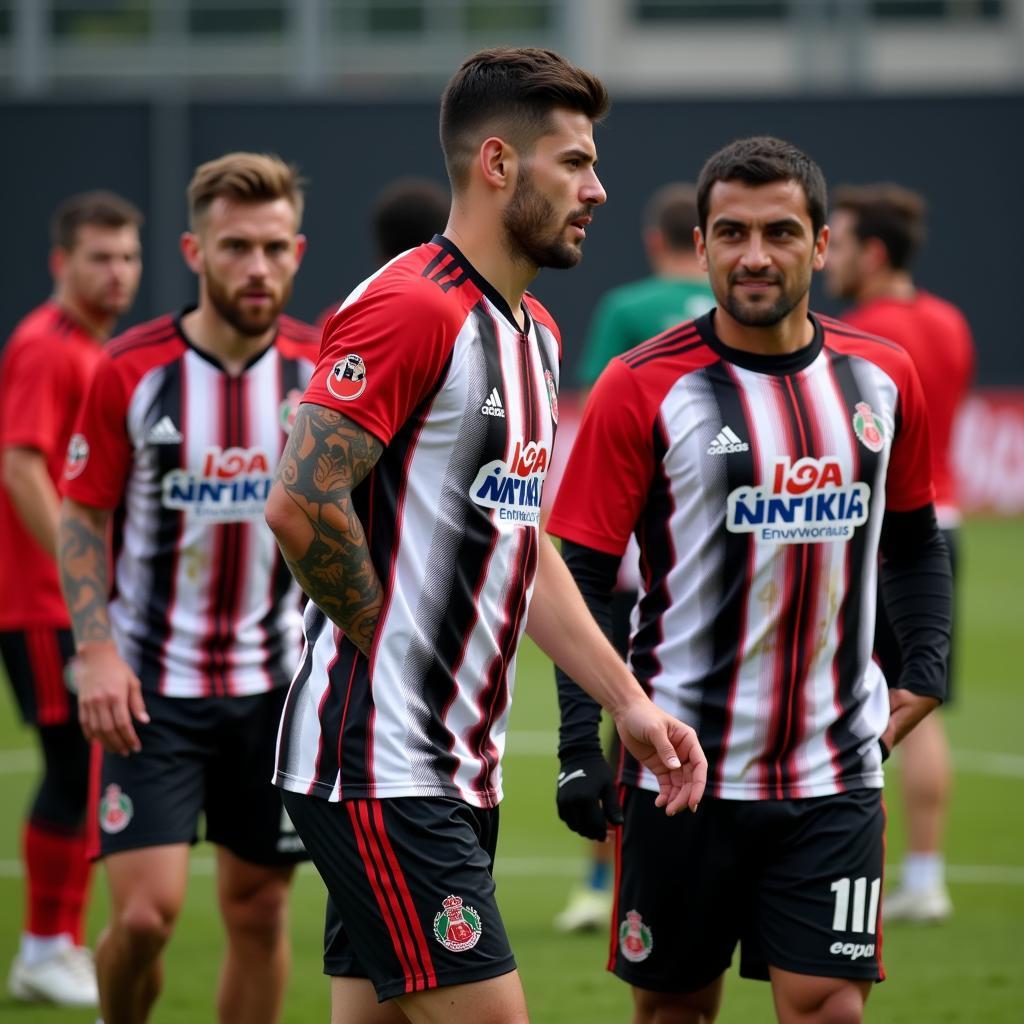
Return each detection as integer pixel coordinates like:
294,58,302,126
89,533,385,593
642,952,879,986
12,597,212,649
1,3,1022,1021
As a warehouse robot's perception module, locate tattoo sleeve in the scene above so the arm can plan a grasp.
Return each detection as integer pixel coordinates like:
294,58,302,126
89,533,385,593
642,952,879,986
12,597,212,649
273,404,385,655
59,499,114,647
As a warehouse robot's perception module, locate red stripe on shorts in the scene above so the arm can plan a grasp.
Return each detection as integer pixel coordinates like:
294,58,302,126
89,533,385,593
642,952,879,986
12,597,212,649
85,742,104,860
27,627,70,725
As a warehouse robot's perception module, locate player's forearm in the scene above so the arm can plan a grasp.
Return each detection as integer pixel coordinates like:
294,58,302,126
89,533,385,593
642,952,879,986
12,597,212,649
58,498,114,647
528,534,646,719
2,447,60,557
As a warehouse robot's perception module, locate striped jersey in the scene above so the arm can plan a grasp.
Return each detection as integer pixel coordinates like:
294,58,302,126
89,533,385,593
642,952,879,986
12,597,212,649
62,310,319,697
547,311,934,801
272,236,562,808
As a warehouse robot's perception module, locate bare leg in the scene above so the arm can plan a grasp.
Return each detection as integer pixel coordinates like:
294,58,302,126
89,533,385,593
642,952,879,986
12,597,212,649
899,712,951,862
395,971,528,1024
216,846,295,1024
631,978,723,1024
331,976,409,1024
769,966,871,1024
96,844,189,1024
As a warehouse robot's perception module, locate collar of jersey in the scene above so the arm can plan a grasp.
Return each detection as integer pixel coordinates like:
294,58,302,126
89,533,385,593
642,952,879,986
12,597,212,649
173,304,279,376
695,310,823,377
430,234,533,336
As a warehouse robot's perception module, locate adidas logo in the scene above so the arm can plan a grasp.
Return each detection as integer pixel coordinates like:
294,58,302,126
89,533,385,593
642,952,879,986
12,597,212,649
147,415,183,445
707,425,749,455
481,387,505,418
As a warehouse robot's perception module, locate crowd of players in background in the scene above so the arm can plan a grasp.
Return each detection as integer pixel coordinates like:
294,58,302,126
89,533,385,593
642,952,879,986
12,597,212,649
0,44,973,1024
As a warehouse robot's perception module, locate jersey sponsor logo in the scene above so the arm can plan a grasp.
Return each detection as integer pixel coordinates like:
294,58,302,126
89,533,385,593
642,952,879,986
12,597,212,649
853,401,886,453
99,783,133,834
433,895,483,952
726,456,870,543
146,415,183,445
481,387,505,418
279,388,303,434
327,353,367,401
619,909,653,963
830,941,876,961
707,424,750,455
162,446,274,521
545,369,559,425
470,440,548,525
64,433,90,480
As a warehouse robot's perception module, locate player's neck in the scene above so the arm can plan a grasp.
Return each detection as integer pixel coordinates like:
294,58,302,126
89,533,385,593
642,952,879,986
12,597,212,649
856,270,916,305
180,304,275,377
53,290,116,341
713,299,815,357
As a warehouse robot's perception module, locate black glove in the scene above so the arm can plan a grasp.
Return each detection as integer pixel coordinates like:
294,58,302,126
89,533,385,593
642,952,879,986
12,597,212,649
556,752,623,841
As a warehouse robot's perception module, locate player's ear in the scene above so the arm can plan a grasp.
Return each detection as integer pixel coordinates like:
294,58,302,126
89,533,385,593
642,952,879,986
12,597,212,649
813,224,830,271
479,136,515,192
695,228,709,272
180,231,202,274
48,246,67,284
294,234,308,266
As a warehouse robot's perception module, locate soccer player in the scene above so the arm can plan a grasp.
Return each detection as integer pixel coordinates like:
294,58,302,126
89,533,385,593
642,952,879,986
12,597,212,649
264,48,707,1024
547,137,952,1023
371,177,449,265
57,153,317,1024
555,182,717,934
0,191,142,1006
827,184,975,923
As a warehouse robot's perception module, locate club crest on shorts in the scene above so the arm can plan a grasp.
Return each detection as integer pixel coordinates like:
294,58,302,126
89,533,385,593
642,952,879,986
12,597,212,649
327,353,367,401
619,909,653,963
433,894,482,952
544,369,559,424
852,401,885,453
99,783,133,834
279,388,303,433
64,433,90,480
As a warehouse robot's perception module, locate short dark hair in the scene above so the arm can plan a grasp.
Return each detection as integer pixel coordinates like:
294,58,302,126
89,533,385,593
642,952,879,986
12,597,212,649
372,178,449,262
188,152,305,230
50,190,143,251
439,47,610,193
832,184,927,271
644,183,699,252
696,136,828,237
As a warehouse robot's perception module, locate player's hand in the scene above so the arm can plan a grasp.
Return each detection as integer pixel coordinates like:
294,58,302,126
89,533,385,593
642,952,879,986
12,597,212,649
556,751,622,841
881,688,940,755
614,700,706,816
73,640,150,756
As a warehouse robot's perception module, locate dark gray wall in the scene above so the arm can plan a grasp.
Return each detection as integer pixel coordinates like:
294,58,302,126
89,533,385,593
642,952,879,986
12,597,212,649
3,93,1020,384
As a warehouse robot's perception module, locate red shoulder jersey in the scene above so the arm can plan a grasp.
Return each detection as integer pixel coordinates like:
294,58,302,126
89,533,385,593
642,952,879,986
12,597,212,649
0,302,105,627
842,292,974,521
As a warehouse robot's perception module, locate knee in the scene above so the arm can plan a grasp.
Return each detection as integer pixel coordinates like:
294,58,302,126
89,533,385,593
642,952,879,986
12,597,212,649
817,988,866,1024
221,877,290,947
112,899,178,958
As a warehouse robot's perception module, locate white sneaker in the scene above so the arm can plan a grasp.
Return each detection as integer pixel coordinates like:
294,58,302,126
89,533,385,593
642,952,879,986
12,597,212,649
553,885,613,933
8,945,99,1006
884,883,953,924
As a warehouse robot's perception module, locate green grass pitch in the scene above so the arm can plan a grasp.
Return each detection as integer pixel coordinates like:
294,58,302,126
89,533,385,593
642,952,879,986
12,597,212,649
1,517,1022,1021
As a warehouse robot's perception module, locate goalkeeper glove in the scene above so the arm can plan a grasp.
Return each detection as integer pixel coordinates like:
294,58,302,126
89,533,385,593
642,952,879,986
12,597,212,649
556,752,622,841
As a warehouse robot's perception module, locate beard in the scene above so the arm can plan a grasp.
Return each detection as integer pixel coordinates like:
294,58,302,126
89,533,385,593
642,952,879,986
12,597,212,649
206,273,290,337
720,266,811,328
503,169,586,270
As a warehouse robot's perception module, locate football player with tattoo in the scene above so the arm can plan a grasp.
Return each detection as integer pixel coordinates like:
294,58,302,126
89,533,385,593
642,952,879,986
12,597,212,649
58,153,317,1024
265,47,707,1024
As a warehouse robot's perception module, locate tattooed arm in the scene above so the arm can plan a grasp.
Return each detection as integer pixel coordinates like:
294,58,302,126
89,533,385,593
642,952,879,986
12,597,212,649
59,498,148,755
265,403,385,656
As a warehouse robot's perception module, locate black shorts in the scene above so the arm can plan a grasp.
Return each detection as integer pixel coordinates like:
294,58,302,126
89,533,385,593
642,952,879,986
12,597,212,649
610,787,886,992
88,688,306,866
876,527,959,704
0,627,77,726
281,792,516,1002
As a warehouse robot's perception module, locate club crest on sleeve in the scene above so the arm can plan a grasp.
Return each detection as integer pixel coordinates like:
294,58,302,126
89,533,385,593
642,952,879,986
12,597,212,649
544,369,559,424
99,783,133,834
327,353,367,401
64,433,90,480
852,401,885,453
433,894,483,952
619,909,653,963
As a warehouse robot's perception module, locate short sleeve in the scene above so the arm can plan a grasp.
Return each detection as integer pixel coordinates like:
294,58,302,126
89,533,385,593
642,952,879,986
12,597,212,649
546,358,656,556
302,280,457,445
0,336,71,457
62,355,133,509
885,357,935,512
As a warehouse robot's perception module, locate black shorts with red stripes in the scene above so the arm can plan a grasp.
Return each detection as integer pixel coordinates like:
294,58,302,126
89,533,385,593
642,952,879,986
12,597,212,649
610,786,886,992
90,688,307,866
0,627,76,726
281,792,516,1002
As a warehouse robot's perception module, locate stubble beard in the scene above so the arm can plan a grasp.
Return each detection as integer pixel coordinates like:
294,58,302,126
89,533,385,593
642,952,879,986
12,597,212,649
721,269,811,328
503,170,583,271
206,274,290,337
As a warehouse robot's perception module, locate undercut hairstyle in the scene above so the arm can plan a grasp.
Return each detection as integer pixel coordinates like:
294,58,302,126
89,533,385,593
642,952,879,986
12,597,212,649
645,183,700,252
439,47,610,193
832,184,927,271
50,191,143,251
372,178,449,262
696,136,828,238
187,152,305,231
